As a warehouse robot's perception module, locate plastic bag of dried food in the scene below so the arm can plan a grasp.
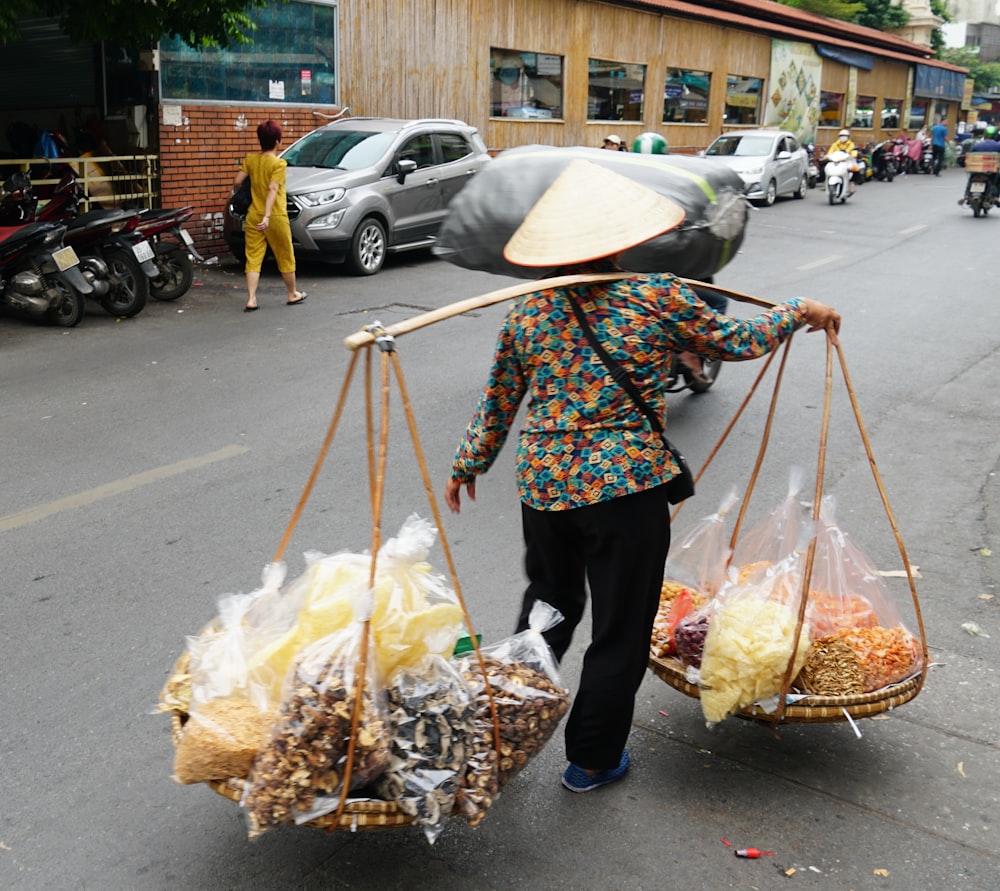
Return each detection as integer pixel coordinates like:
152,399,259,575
241,589,391,839
796,495,923,695
373,655,475,844
452,601,571,828
247,515,464,700
173,694,274,785
663,489,740,598
433,145,749,282
731,467,807,585
698,525,815,725
183,562,287,708
658,491,739,667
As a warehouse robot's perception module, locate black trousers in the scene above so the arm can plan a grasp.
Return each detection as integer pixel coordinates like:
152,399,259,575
516,484,672,769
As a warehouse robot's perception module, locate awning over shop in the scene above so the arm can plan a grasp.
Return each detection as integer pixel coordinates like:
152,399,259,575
914,64,966,101
816,43,873,71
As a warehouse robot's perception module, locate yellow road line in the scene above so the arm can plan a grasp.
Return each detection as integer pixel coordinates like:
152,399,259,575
0,444,250,532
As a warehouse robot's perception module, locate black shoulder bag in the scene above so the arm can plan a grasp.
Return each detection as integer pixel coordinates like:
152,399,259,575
567,293,695,505
229,177,251,217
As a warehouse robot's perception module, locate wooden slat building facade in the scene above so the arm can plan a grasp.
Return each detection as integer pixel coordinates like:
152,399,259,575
0,0,967,258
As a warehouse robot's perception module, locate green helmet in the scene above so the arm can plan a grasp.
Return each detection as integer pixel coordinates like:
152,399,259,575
632,132,669,154
985,125,998,140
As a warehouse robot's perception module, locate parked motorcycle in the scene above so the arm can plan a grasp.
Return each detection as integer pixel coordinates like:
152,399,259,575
1,169,155,317
805,142,820,189
824,150,855,204
0,220,90,326
130,207,204,301
870,140,897,181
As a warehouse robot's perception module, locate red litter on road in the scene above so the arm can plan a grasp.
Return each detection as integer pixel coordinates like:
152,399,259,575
735,848,774,859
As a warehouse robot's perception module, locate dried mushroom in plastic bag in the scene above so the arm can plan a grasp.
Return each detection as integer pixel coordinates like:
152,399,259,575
240,621,391,839
373,655,474,843
452,602,571,828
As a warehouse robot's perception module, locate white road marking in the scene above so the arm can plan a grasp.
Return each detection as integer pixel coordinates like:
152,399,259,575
796,255,842,270
0,444,250,532
900,224,928,236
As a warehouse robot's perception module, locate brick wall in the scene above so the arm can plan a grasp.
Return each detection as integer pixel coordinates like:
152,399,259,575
158,104,337,260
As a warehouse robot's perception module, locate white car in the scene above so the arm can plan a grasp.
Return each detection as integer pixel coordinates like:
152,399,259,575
701,129,809,206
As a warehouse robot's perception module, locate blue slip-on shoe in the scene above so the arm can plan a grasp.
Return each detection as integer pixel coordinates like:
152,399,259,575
561,749,630,793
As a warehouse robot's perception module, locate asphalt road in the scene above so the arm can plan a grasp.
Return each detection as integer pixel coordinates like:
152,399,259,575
2,166,998,890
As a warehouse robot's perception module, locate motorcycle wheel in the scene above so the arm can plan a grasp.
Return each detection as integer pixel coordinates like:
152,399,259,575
43,277,86,328
828,188,835,206
150,248,194,301
101,248,149,317
684,357,722,394
973,199,982,218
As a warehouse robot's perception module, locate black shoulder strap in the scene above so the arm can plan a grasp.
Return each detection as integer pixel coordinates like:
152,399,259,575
566,292,663,437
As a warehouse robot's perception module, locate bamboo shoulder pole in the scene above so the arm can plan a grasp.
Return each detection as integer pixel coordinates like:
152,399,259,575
342,274,780,351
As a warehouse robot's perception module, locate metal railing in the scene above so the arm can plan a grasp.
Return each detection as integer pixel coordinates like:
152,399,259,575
0,153,161,211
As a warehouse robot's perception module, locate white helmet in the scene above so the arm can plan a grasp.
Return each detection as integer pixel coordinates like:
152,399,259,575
838,129,850,139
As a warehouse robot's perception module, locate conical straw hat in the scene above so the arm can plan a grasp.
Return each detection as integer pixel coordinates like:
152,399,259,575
503,158,686,267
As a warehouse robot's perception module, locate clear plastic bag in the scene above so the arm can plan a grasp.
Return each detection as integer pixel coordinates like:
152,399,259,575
697,524,816,725
240,590,392,839
731,466,807,585
373,655,475,844
663,489,740,597
658,491,739,666
184,562,288,708
796,495,923,695
452,602,571,828
247,515,464,700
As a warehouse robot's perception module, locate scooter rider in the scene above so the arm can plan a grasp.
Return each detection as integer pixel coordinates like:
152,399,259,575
827,129,859,195
968,125,1000,202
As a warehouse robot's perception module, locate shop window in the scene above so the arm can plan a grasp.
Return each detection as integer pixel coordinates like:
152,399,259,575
663,68,710,124
882,100,902,130
908,99,929,132
588,58,646,121
819,91,844,129
724,75,762,125
852,95,876,129
159,0,337,104
490,49,564,119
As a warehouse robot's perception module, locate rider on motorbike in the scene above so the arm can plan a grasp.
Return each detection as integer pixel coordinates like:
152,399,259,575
967,124,1000,200
827,129,859,195
631,132,669,154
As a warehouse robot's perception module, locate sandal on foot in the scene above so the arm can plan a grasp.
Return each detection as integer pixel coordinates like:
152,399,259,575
286,292,307,306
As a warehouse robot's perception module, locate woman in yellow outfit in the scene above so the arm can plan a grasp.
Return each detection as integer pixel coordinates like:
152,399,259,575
232,120,307,312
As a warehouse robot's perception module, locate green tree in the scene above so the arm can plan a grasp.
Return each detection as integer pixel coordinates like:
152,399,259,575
939,46,1000,92
777,0,865,20
928,0,951,55
0,0,285,48
777,0,911,29
855,0,909,31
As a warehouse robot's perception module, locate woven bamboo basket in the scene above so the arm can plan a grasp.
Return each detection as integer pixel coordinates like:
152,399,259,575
647,281,930,727
647,654,923,724
168,693,414,831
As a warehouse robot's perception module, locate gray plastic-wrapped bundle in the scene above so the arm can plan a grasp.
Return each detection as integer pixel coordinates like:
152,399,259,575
433,145,748,280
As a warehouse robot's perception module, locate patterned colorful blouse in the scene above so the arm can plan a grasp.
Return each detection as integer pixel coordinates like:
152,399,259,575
450,268,807,511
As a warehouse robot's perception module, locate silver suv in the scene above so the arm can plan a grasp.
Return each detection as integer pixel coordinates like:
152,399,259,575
225,117,490,275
